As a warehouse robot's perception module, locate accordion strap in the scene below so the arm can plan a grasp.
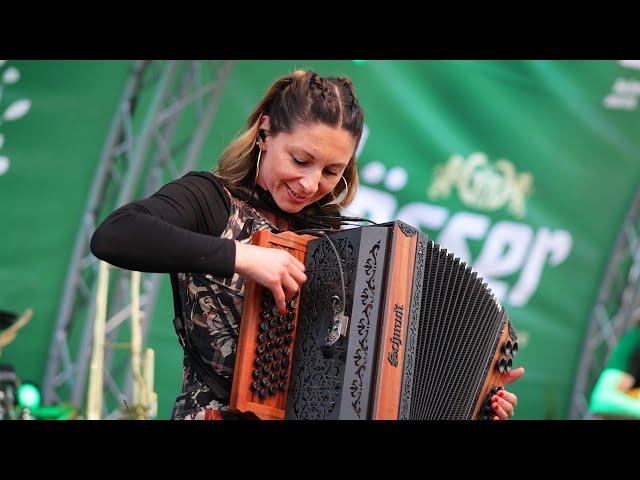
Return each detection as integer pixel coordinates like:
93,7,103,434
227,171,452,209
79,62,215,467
170,274,231,404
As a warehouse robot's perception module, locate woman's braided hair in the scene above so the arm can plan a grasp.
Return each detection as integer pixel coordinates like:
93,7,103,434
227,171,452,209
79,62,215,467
214,70,364,210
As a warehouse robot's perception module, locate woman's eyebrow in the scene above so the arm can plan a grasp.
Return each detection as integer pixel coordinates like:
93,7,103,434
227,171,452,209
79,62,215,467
291,147,347,167
291,146,316,160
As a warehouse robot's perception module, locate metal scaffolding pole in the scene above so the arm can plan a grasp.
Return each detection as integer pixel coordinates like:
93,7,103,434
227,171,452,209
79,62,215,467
42,60,234,418
569,184,640,419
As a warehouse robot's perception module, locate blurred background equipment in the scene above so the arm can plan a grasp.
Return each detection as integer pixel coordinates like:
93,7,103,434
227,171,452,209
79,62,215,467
0,363,18,419
40,61,233,418
86,260,157,419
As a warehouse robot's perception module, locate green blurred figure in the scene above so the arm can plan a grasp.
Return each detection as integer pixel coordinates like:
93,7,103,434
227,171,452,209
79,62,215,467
589,327,640,419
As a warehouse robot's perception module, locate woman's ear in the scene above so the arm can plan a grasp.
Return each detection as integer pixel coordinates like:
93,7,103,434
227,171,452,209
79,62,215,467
258,114,271,132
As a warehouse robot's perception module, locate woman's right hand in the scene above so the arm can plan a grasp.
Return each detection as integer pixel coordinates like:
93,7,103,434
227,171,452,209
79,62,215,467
235,241,307,314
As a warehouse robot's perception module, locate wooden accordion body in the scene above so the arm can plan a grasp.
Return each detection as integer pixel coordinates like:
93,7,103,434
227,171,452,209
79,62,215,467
230,222,518,420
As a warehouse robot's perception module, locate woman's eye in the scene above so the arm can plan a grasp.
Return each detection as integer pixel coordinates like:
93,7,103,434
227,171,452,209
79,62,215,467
292,157,306,165
324,169,338,176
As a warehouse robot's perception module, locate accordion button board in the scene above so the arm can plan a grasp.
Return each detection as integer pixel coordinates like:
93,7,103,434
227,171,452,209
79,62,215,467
229,230,315,420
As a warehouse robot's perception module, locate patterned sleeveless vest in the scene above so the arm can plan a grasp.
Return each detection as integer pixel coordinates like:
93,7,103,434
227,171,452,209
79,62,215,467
171,190,275,420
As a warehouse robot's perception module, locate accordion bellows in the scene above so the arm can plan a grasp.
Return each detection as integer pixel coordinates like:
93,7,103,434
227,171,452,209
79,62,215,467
230,221,518,420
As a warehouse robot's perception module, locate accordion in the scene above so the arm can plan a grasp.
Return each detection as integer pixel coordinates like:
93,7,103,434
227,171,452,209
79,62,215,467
229,221,518,420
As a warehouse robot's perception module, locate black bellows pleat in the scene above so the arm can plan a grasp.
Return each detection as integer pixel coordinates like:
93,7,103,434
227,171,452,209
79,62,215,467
409,241,505,420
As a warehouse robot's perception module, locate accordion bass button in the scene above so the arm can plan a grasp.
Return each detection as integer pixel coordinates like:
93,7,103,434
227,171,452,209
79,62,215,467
505,358,513,374
511,342,518,358
277,326,286,336
288,300,297,310
280,370,288,379
286,323,294,333
284,335,293,344
503,340,513,356
251,381,260,392
282,357,290,368
254,357,263,367
496,357,507,374
259,389,268,399
259,322,269,332
283,347,291,356
278,382,287,391
271,374,279,383
268,386,277,396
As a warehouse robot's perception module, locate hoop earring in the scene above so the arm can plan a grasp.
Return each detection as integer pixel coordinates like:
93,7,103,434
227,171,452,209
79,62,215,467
254,145,262,185
318,176,349,208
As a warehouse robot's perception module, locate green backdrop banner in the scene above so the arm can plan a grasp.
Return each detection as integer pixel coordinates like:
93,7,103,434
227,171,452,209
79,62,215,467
2,60,639,419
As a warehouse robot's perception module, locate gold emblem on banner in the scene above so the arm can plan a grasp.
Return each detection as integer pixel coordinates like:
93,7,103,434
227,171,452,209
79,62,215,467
427,152,534,218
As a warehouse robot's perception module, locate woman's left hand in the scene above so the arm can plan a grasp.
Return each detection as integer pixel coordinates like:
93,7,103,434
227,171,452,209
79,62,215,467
492,367,525,420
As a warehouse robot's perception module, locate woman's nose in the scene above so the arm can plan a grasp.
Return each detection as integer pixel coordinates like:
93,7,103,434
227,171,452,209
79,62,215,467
298,174,319,195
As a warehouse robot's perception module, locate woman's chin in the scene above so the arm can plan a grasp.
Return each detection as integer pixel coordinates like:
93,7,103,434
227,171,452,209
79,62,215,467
274,195,309,214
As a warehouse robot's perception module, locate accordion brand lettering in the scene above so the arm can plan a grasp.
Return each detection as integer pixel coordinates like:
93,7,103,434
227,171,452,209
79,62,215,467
388,303,404,367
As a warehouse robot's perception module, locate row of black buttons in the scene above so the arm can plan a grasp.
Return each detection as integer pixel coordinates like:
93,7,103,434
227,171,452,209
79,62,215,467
249,288,298,399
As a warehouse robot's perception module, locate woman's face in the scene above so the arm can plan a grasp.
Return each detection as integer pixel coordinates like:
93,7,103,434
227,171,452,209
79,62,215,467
257,120,356,213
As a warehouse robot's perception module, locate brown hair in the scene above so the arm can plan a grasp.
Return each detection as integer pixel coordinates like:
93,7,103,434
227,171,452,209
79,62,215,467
213,70,364,209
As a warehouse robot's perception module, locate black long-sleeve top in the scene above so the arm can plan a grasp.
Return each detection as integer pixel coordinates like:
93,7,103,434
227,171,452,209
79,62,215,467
90,171,237,278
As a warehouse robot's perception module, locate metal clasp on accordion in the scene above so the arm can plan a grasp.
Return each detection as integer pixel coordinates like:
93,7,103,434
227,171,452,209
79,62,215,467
324,295,349,347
